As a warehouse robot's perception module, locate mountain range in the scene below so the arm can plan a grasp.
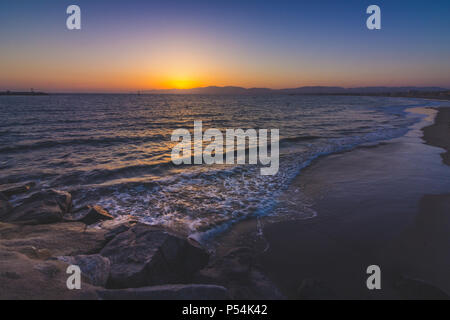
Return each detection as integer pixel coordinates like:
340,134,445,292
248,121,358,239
142,86,448,95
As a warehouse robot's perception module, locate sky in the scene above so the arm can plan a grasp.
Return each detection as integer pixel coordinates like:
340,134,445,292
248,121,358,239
0,0,449,92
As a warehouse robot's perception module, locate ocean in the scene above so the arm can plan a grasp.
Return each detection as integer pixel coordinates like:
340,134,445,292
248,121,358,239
0,94,440,240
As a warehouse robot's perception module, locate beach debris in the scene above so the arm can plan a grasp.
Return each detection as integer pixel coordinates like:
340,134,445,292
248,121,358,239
100,224,209,289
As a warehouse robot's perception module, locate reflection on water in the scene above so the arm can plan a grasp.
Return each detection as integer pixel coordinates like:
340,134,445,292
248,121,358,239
0,94,442,239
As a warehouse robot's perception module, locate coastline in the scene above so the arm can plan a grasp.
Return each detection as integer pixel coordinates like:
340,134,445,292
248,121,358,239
213,105,450,299
423,107,450,165
0,104,449,300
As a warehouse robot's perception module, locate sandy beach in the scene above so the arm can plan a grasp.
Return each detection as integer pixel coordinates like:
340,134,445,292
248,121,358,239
259,107,450,299
213,106,450,300
423,107,450,166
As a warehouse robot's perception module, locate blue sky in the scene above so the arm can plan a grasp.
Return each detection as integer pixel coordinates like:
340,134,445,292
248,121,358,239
1,0,449,91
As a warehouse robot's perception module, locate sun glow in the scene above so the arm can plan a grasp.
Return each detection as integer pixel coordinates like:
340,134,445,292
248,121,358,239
160,78,203,90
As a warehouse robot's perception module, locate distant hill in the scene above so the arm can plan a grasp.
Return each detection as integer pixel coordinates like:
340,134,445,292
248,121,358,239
143,86,448,95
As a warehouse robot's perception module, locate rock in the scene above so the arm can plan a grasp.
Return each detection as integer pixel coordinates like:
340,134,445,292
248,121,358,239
97,284,230,300
0,248,99,299
100,219,138,242
198,247,253,281
395,275,450,300
18,246,52,260
0,221,110,299
57,254,111,287
296,278,336,300
100,224,209,289
0,192,12,219
2,189,72,225
195,247,284,299
65,205,114,225
0,182,36,198
0,222,108,257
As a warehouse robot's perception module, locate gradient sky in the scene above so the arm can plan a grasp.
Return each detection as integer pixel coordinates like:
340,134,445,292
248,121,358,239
1,0,449,92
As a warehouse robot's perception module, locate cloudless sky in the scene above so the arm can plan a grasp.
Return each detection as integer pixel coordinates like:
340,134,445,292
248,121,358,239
0,0,449,92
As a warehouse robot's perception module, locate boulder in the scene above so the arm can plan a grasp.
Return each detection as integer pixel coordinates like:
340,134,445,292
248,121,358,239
2,189,72,225
0,182,36,198
0,248,99,299
100,224,209,288
0,192,12,219
0,222,108,257
197,247,253,281
97,284,230,300
65,205,114,225
195,247,284,299
99,218,138,242
57,254,111,287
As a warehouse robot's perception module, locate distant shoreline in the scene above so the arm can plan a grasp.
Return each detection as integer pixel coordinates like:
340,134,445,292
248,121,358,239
0,91,48,96
1,91,449,101
320,91,450,101
2,85,450,100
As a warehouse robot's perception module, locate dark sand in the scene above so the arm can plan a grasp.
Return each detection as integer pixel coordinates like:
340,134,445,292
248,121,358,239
216,106,450,299
423,107,450,166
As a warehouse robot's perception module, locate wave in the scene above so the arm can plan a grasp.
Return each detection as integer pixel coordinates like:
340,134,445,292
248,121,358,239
279,135,323,144
2,95,437,242
72,123,415,243
0,134,169,153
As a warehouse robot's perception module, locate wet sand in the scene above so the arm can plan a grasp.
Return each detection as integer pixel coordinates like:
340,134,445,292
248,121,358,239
215,106,450,299
423,107,450,165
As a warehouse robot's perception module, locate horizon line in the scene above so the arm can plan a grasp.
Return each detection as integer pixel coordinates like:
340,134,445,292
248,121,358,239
1,85,449,95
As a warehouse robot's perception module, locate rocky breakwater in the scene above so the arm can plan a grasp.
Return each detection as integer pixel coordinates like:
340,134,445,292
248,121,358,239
0,184,228,300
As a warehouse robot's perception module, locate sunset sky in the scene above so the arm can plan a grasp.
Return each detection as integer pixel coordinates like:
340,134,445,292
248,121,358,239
1,0,449,92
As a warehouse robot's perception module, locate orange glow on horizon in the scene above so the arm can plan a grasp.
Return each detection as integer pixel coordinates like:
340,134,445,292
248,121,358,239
159,78,204,90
